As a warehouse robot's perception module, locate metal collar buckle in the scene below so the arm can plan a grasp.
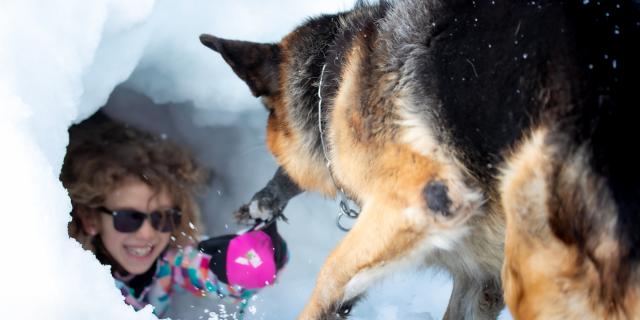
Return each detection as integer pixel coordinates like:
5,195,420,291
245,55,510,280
335,190,360,232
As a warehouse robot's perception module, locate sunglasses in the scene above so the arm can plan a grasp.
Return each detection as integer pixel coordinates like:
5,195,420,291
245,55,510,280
97,206,182,233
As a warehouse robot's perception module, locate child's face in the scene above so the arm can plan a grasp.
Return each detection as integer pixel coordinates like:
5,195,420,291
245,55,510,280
99,178,173,275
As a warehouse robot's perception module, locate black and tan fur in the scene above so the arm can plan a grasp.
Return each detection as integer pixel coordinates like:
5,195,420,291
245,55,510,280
200,0,639,319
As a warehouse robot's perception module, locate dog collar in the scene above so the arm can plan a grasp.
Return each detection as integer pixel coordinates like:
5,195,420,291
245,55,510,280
317,63,361,232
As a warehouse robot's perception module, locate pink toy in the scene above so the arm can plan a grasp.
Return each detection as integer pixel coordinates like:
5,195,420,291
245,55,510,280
226,229,277,289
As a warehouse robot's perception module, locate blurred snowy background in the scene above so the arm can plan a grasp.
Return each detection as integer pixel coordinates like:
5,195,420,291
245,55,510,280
0,0,510,319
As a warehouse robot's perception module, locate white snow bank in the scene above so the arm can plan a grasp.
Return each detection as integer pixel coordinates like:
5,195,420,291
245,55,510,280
0,0,511,319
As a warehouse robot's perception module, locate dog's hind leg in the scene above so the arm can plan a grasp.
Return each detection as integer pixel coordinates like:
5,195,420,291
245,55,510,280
500,128,640,319
444,274,503,320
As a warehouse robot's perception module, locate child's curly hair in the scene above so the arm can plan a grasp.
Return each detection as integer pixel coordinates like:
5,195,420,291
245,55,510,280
61,113,211,252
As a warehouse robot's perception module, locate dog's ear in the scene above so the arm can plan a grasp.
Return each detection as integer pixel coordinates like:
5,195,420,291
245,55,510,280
200,34,281,97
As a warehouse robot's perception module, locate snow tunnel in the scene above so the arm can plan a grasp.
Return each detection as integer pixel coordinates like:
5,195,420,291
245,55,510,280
0,1,476,319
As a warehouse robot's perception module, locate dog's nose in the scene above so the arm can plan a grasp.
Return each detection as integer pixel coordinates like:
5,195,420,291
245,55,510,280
423,180,452,216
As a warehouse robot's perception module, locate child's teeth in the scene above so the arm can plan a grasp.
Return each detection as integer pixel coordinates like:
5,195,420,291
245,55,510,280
127,246,152,256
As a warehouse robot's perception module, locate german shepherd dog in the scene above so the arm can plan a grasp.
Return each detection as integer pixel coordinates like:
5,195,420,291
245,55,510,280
200,0,639,318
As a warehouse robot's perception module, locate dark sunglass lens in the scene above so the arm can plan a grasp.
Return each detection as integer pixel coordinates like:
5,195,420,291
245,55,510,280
149,211,172,233
171,209,181,227
113,211,145,233
150,212,164,232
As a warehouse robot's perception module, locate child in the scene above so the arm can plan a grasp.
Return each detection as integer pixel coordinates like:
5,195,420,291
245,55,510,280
60,113,287,318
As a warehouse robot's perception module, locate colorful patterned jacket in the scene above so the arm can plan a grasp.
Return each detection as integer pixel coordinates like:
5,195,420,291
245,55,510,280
113,221,288,318
114,245,255,318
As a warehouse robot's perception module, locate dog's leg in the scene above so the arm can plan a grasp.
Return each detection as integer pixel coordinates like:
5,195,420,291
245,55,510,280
444,275,503,320
235,167,302,222
298,199,424,319
298,187,479,320
499,128,638,319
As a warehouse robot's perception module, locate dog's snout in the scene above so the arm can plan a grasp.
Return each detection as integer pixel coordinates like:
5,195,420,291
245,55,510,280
423,180,452,216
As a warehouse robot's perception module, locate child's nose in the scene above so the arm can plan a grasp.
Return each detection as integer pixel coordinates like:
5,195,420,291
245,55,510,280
135,218,156,240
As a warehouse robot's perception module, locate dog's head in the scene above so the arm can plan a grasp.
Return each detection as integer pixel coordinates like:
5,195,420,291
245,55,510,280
200,18,338,195
199,33,284,147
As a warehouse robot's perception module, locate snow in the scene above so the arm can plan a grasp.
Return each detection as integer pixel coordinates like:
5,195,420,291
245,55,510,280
0,1,511,319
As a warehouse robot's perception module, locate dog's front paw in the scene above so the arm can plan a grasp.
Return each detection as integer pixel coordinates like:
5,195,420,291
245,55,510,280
234,189,279,223
234,168,300,223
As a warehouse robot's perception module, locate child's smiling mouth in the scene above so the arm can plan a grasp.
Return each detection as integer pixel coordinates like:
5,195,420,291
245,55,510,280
125,244,154,257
